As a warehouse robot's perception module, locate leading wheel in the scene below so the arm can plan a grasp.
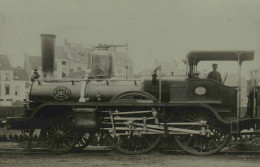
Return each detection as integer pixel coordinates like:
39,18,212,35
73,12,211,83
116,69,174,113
172,110,230,155
107,91,162,155
46,117,77,154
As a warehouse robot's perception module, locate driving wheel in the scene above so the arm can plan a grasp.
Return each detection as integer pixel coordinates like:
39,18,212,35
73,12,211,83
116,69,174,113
172,110,230,155
107,91,162,155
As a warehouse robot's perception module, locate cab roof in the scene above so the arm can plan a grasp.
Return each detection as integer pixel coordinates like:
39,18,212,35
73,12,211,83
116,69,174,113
187,51,254,65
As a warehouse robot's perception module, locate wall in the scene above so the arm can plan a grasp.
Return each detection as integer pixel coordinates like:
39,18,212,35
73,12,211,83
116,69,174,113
0,70,14,106
0,70,30,106
12,80,30,104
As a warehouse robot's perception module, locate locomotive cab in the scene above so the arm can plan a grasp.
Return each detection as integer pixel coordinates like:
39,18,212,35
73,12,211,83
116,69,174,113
185,51,255,119
144,51,255,118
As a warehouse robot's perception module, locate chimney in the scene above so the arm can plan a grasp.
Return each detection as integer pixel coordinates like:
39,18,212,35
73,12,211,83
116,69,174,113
40,34,56,80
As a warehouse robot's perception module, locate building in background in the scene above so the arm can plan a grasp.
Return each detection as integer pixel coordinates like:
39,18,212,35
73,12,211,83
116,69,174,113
135,59,186,77
24,40,93,79
56,40,92,79
153,59,186,76
224,73,248,107
0,55,29,106
12,67,30,105
108,45,134,78
24,40,133,80
0,54,13,106
1,39,133,106
249,68,260,86
24,54,43,81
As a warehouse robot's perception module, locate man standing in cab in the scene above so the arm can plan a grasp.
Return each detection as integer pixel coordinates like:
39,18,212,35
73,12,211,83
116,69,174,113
207,64,222,83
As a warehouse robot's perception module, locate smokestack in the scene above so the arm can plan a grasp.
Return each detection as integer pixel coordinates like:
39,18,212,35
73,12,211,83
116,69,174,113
40,34,56,80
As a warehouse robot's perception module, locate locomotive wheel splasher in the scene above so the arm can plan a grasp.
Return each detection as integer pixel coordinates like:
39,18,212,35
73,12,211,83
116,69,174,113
105,91,162,154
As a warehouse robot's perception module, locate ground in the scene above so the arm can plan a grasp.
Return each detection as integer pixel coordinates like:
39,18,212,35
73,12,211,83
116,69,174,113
0,151,259,167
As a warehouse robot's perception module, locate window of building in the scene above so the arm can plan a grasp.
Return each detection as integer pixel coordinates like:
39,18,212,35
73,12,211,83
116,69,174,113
77,67,82,71
118,70,122,77
0,84,1,95
25,82,30,89
128,66,133,75
15,86,20,96
5,84,10,95
26,92,29,99
62,68,67,78
0,73,1,81
70,69,74,72
5,73,10,81
62,61,67,65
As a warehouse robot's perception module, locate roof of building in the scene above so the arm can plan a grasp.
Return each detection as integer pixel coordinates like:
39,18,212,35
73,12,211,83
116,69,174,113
0,54,12,70
55,44,91,64
67,46,91,63
27,55,42,70
55,46,67,59
27,55,58,70
13,67,29,81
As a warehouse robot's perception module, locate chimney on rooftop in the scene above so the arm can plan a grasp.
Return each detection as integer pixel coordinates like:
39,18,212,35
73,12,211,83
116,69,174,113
40,34,56,80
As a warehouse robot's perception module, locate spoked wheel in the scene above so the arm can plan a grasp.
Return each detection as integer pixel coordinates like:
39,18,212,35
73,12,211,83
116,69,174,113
172,110,230,155
46,117,77,154
74,131,94,151
107,91,162,155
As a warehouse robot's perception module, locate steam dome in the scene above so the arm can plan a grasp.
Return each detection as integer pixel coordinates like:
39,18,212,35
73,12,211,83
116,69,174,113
91,48,113,78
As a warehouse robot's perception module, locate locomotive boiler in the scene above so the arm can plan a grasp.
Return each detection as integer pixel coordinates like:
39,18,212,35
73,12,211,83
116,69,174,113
1,34,260,156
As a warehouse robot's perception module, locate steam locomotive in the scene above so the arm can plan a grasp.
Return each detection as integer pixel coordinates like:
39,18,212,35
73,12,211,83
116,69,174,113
1,34,260,155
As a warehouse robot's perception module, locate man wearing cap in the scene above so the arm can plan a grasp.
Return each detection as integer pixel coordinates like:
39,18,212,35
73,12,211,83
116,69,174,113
207,64,222,83
31,69,40,82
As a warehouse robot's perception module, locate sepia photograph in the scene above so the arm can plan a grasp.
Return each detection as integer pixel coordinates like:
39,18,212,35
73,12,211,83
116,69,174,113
0,0,259,166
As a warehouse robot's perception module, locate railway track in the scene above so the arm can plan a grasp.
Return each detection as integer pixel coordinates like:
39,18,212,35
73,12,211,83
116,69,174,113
0,131,259,155
0,144,112,154
0,144,259,155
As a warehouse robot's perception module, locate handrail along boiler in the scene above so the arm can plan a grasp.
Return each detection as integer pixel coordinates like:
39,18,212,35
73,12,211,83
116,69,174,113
1,35,260,155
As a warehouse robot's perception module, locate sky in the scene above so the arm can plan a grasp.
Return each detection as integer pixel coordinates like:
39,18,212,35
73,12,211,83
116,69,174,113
0,0,260,76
